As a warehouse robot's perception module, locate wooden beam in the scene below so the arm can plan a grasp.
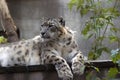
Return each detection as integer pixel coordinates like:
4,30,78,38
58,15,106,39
0,60,118,74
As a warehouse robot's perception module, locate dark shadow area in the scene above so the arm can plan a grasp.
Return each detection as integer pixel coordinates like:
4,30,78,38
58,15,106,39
0,60,119,80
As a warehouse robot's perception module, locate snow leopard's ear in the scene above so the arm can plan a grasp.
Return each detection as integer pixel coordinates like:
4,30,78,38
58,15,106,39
58,17,65,27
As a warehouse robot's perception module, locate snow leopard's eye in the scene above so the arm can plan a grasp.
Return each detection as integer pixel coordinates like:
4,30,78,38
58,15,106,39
49,24,54,27
50,26,57,32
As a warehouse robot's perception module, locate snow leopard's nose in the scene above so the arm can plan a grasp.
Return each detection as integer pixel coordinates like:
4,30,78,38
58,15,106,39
41,32,45,36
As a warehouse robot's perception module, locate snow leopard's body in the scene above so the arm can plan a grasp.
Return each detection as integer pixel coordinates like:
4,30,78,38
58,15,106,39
0,18,85,80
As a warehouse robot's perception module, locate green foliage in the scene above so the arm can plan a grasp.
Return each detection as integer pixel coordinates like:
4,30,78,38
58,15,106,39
111,49,120,65
109,35,120,43
108,48,119,79
0,36,7,44
68,0,120,79
107,67,118,79
68,0,120,60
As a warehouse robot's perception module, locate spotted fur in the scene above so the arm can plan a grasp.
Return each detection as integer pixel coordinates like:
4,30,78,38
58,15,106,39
0,17,86,80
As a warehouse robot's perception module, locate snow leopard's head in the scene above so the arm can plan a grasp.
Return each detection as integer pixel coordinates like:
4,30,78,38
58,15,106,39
40,17,67,41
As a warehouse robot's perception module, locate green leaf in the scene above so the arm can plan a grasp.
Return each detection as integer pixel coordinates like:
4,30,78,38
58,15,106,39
91,66,100,72
100,47,110,53
0,36,7,44
68,0,77,10
85,34,94,39
112,8,120,17
80,8,89,16
76,0,84,11
89,47,110,60
109,35,119,43
81,22,91,35
96,36,105,41
110,27,120,32
108,68,118,78
94,67,100,72
112,55,120,63
88,51,96,60
108,22,114,26
96,48,103,56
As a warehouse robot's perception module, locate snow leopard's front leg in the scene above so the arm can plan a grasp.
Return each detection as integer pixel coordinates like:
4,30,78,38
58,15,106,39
42,52,73,80
71,51,85,75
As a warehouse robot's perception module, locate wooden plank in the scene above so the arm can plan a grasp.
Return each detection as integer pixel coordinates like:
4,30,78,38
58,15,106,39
0,60,117,74
0,60,119,80
85,60,117,68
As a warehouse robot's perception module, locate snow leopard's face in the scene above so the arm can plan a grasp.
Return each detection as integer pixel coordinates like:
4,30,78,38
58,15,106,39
40,17,65,41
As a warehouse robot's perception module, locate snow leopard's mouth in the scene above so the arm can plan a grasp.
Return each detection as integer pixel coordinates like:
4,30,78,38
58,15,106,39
41,34,50,39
